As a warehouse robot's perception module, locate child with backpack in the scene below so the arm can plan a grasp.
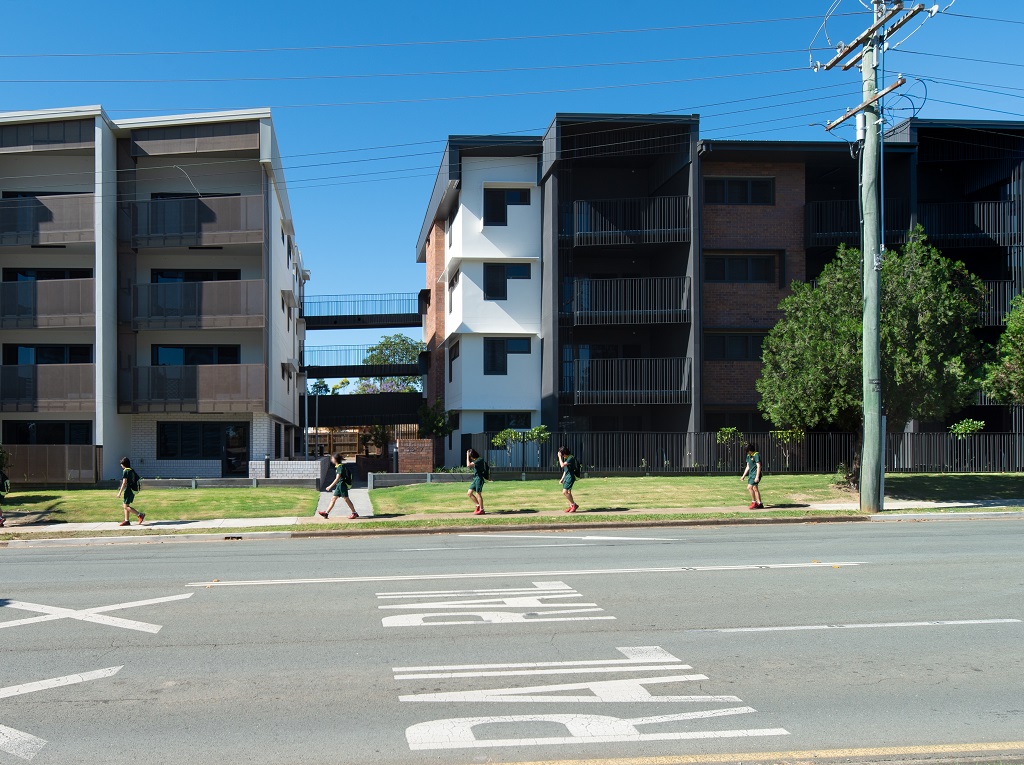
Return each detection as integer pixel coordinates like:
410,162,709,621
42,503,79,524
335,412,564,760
319,453,357,519
466,448,489,515
0,467,9,527
557,446,582,513
116,457,145,526
740,442,765,509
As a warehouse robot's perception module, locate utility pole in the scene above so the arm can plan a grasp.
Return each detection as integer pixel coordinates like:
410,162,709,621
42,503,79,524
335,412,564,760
818,1,926,512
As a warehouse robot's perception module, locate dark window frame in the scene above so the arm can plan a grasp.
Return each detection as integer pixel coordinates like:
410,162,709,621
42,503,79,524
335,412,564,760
704,332,768,361
483,411,531,432
483,262,531,301
2,419,92,445
705,254,776,284
483,337,530,375
704,177,775,205
483,187,531,227
449,340,460,383
156,421,246,460
150,344,241,366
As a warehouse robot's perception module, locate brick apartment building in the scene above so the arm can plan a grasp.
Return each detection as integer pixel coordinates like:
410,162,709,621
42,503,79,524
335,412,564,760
414,113,1022,465
0,105,307,482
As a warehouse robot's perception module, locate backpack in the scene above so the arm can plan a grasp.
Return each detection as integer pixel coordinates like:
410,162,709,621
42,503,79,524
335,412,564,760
480,460,490,481
570,457,582,480
127,468,141,492
0,469,9,496
341,464,353,487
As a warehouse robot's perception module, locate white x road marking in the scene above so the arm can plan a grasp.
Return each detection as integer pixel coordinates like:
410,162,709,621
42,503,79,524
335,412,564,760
0,667,122,760
0,594,193,634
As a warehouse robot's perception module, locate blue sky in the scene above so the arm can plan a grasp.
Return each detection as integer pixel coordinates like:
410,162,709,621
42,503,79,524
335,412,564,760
1,0,1019,356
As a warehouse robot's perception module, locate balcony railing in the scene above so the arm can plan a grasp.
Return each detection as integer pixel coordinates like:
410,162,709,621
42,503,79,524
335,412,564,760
302,345,420,378
918,201,1023,248
0,364,95,412
129,195,264,247
133,280,265,329
1,444,97,484
805,199,911,247
123,364,266,413
301,292,421,329
0,193,95,246
572,196,691,247
0,278,94,329
569,357,692,405
571,276,691,326
980,280,1017,327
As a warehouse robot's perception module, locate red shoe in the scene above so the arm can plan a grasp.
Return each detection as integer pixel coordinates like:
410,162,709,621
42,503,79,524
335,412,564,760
748,502,757,509
318,510,330,519
118,521,131,526
474,507,485,515
137,513,145,525
349,512,358,519
565,505,578,513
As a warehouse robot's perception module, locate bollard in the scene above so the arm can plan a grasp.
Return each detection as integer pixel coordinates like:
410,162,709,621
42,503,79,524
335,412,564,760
264,455,270,479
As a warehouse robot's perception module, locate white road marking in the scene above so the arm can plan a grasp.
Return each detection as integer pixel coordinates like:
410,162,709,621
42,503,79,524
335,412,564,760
379,582,573,597
397,543,597,551
0,667,122,761
395,664,692,680
379,595,594,610
382,609,615,627
189,561,864,587
0,593,193,634
394,646,681,673
691,618,1023,633
399,675,720,703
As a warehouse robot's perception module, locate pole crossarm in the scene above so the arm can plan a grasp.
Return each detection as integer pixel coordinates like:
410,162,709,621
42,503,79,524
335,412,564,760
842,4,929,71
822,2,904,71
825,77,907,131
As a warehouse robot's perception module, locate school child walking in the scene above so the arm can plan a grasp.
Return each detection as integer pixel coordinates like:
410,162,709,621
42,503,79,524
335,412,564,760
557,445,581,513
319,453,358,519
116,457,145,526
740,442,764,509
466,448,488,515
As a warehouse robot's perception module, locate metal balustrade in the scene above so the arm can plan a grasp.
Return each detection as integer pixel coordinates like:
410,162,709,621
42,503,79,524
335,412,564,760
132,280,265,329
571,357,692,405
123,364,265,413
0,364,95,412
302,345,420,378
0,193,94,246
918,201,1023,248
804,199,911,247
572,196,691,247
0,278,94,328
2,444,97,484
980,280,1016,326
129,195,264,247
572,276,691,325
301,292,421,329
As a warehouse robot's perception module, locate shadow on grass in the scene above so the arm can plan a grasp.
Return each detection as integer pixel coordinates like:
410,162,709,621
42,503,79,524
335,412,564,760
885,474,1024,501
766,503,811,509
580,507,630,513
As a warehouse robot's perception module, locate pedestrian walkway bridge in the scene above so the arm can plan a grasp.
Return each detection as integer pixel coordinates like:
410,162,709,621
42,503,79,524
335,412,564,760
301,291,427,330
303,345,422,379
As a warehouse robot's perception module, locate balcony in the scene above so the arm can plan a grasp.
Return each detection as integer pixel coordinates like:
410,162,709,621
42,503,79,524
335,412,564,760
571,196,691,247
132,280,265,330
569,357,692,405
805,199,911,248
128,195,263,248
918,201,1022,248
0,193,94,246
980,280,1017,327
570,276,691,326
301,292,422,330
122,364,266,413
0,278,94,329
0,364,95,412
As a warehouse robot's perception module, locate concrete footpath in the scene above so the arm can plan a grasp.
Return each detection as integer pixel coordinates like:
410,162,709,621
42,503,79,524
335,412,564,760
2,490,1023,535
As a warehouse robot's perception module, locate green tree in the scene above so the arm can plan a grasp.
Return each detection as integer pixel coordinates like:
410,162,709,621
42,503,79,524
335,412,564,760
352,334,425,394
757,228,985,437
330,380,350,394
417,400,456,439
492,425,550,473
308,378,329,396
985,294,1024,405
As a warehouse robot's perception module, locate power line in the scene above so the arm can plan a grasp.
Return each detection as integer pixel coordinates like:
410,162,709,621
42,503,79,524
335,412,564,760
894,49,1024,69
0,13,863,60
942,12,1024,26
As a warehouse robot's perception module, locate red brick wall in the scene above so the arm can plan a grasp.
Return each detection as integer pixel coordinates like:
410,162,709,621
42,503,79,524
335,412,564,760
397,439,435,473
423,221,446,407
700,161,806,410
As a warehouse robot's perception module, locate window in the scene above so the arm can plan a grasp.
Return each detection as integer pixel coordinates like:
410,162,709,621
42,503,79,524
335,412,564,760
483,412,531,431
704,177,775,205
157,422,245,460
483,337,530,375
449,341,460,383
705,333,768,361
483,263,531,301
151,345,240,366
2,268,92,281
447,268,459,314
150,269,240,283
705,255,774,283
704,410,771,432
448,411,460,450
2,344,92,365
483,188,531,226
2,420,92,445
275,423,282,459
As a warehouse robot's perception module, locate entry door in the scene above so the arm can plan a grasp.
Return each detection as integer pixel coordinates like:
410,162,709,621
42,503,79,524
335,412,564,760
222,424,250,477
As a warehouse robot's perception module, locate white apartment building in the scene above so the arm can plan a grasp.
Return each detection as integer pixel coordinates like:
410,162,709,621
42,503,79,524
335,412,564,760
0,105,306,481
419,139,544,466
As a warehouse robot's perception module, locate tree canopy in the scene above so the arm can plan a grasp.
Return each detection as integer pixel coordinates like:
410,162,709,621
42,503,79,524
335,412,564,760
757,228,985,433
985,294,1024,406
353,334,425,395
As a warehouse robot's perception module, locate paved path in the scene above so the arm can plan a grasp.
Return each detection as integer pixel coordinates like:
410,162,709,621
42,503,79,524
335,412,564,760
0,521,1021,764
3,492,1024,534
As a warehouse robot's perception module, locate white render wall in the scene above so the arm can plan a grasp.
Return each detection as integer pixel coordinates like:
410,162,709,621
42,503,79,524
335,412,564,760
449,334,542,412
452,156,541,264
450,259,541,336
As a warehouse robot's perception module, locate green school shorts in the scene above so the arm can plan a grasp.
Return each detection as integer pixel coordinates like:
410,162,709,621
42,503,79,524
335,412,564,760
470,477,484,493
562,475,575,491
333,484,349,498
122,489,135,505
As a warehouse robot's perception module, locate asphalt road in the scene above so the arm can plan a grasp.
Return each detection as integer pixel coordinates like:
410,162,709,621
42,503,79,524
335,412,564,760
1,519,1022,765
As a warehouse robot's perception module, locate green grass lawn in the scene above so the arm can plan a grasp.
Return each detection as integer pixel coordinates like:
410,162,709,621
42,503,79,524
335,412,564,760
0,487,319,524
369,474,850,515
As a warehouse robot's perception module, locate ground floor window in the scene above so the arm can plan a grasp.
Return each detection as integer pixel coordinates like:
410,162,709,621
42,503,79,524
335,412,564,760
157,421,248,470
704,409,771,433
1,420,92,444
483,411,531,431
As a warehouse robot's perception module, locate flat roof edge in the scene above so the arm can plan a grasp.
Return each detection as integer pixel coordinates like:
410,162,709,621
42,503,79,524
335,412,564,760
0,105,105,124
114,108,273,129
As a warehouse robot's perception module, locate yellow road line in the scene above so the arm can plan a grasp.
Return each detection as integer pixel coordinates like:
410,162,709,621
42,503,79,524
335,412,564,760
493,741,1024,765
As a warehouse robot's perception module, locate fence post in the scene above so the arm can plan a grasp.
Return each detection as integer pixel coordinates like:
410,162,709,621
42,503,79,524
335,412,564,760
368,473,375,490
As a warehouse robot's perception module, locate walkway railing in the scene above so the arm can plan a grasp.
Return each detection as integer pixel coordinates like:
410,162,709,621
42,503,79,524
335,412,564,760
571,357,692,405
805,199,911,247
302,345,420,377
918,201,1023,248
572,276,691,325
573,196,690,247
301,292,421,329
